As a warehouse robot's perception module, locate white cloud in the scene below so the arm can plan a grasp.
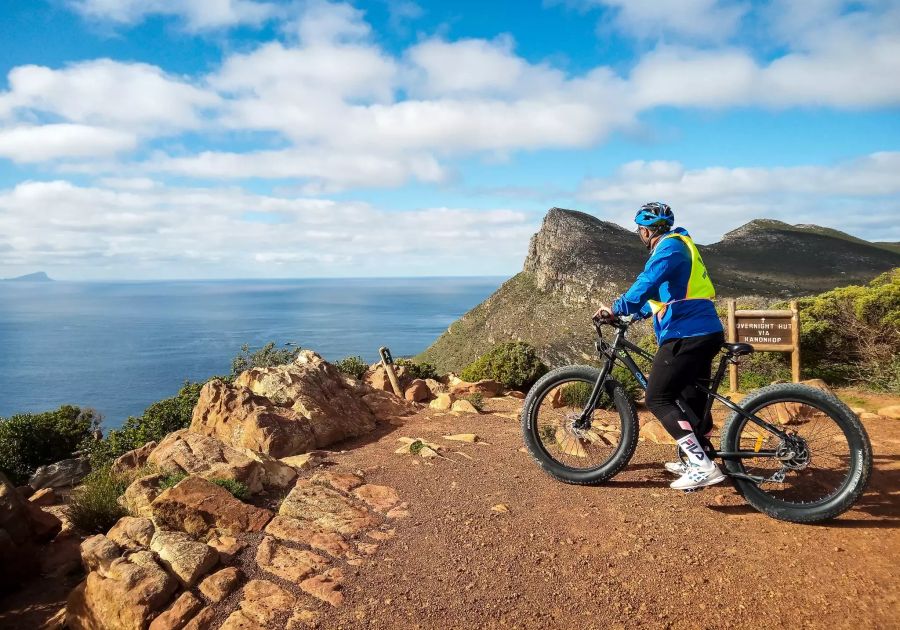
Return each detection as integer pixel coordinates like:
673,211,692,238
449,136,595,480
579,152,900,243
0,59,219,132
557,0,748,42
0,124,136,162
69,0,279,31
0,180,537,279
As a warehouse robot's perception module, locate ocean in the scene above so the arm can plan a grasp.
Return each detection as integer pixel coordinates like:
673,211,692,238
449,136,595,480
0,277,504,428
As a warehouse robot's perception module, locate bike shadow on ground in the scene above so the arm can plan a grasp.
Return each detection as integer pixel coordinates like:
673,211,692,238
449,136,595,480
606,462,676,489
705,453,900,528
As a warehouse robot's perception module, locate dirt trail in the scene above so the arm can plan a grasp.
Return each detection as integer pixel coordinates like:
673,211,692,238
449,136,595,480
324,397,900,629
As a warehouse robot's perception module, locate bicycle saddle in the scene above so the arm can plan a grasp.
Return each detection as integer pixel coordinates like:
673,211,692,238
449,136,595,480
722,342,754,356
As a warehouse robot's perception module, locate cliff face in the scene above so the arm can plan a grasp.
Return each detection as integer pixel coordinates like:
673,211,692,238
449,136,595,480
417,208,900,373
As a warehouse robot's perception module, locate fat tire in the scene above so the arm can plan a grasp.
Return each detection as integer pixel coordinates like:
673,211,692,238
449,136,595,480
720,383,872,524
521,365,639,485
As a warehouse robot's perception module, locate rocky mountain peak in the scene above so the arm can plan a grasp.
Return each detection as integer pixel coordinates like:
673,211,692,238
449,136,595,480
523,207,644,295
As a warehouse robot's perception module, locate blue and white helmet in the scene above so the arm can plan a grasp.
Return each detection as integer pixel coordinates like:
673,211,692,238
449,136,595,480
634,202,674,228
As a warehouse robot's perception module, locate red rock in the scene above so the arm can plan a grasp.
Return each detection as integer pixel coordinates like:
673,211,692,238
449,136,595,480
405,379,432,402
238,579,297,626
265,515,351,558
199,566,242,603
111,441,157,476
450,379,503,398
80,534,121,575
28,487,57,506
300,568,345,607
148,591,202,630
150,476,272,537
25,500,62,542
107,516,155,550
310,470,364,494
255,535,329,583
182,606,216,630
279,479,377,535
352,484,400,513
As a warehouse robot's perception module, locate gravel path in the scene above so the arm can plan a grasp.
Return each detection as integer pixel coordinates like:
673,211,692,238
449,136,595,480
324,397,900,629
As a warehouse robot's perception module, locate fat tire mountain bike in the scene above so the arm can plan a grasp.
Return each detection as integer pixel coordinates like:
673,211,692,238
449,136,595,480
521,316,873,523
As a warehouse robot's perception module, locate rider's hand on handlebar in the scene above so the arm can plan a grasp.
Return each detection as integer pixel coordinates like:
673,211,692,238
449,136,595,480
593,304,616,323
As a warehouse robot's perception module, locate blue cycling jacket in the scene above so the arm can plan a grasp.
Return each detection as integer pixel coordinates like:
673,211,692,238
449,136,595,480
611,227,723,344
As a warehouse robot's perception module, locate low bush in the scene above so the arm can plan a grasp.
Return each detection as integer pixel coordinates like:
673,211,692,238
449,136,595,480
68,466,130,534
461,342,548,390
793,269,900,391
158,471,188,490
83,381,204,467
395,359,439,381
210,478,250,501
334,355,368,379
231,341,301,377
462,392,484,411
0,405,99,485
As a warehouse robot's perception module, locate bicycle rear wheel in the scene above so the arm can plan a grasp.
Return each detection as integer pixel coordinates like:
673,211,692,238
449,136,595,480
720,383,872,523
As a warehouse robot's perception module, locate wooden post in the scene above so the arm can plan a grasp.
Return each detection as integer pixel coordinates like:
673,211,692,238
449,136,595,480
790,300,801,383
727,298,738,393
379,346,403,397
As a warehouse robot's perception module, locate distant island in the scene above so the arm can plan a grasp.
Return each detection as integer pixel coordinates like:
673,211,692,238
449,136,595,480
2,271,53,282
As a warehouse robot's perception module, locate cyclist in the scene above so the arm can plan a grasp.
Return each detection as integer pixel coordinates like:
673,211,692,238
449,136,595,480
594,202,726,491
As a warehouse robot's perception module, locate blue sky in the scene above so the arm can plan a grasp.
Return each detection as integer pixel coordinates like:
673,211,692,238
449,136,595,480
0,0,898,280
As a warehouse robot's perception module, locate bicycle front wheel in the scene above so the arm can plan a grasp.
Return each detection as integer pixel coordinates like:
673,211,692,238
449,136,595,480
720,383,872,523
521,365,639,485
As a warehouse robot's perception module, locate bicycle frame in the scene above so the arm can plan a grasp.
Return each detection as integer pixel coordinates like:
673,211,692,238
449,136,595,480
581,321,794,469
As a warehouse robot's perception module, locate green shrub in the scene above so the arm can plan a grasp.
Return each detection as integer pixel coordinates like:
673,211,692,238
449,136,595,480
793,269,899,390
231,342,300,377
334,355,368,380
68,466,130,534
559,381,592,407
0,406,99,485
462,392,484,411
210,478,250,501
84,381,203,467
158,471,188,490
461,342,548,390
395,359,439,381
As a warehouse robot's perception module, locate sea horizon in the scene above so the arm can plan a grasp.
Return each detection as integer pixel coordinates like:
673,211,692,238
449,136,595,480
0,276,506,428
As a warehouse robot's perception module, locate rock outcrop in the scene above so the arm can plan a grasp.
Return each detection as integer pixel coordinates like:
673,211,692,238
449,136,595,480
191,351,416,458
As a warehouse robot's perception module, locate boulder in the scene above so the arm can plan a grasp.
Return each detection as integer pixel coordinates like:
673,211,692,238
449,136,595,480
424,378,447,396
640,420,677,445
279,479,377,535
451,399,480,413
148,591,203,630
232,350,382,447
429,393,454,410
111,441,158,476
182,606,216,630
150,530,218,587
364,365,394,392
310,470,364,494
450,379,503,398
80,534,121,575
0,470,33,544
358,388,419,421
235,447,298,490
107,516,155,551
255,535,330,583
507,390,526,399
404,379,432,402
190,379,316,458
207,534,246,563
280,451,327,472
25,501,62,542
877,405,900,420
148,430,266,494
40,535,83,578
29,457,91,490
29,487,57,506
66,556,178,630
121,473,166,518
199,566,242,603
150,476,272,537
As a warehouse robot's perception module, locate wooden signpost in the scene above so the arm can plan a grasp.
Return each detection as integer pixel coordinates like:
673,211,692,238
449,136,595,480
726,299,801,392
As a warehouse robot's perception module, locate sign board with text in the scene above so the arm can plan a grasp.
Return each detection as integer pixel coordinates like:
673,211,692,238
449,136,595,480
727,301,801,391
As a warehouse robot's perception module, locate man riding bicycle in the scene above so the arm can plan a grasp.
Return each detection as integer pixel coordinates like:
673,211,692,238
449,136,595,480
594,202,726,491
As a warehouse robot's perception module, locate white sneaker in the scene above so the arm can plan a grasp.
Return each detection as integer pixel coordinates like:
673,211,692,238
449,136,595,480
664,461,689,475
670,464,726,491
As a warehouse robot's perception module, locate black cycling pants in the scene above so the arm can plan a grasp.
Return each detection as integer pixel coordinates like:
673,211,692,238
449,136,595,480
645,331,724,443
